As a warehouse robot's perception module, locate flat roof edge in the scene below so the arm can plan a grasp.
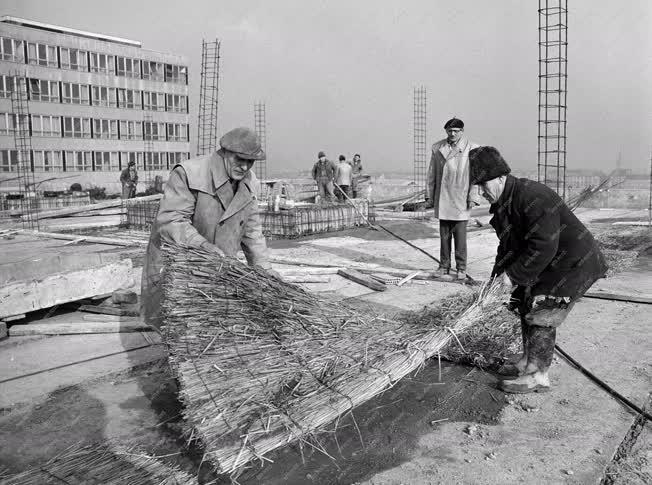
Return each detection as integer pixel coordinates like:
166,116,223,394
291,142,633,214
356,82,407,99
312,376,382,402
0,15,142,48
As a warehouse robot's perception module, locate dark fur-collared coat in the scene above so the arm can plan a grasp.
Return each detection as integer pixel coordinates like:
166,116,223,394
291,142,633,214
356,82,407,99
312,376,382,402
490,175,608,299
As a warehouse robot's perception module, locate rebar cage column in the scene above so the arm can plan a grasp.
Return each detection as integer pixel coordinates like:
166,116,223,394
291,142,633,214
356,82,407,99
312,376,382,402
254,101,267,181
413,86,427,217
197,39,221,156
10,72,38,230
538,0,568,199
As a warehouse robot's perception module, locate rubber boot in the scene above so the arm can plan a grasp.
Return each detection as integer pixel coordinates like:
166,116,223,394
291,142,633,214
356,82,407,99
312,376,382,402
497,319,530,377
499,325,555,394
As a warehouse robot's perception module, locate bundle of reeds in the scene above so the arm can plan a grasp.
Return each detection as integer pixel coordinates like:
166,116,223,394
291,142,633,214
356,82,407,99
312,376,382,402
161,244,507,475
0,443,196,484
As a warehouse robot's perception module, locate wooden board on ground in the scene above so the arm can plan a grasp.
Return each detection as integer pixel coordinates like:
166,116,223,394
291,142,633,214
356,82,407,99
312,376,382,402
583,291,652,305
8,319,150,336
337,268,387,291
0,259,133,319
79,304,140,317
19,230,148,247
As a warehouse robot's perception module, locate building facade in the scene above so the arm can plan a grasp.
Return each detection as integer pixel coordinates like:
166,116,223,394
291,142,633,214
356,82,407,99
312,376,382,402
0,16,190,194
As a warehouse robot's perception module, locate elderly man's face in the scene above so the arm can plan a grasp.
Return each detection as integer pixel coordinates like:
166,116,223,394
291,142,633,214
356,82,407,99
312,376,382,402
480,176,506,204
224,152,254,180
446,128,463,144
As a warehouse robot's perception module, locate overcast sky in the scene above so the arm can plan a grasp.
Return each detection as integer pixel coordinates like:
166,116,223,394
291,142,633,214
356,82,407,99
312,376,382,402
4,0,652,174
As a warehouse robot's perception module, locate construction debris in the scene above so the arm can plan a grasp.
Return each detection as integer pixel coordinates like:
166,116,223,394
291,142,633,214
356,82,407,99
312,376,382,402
337,267,387,291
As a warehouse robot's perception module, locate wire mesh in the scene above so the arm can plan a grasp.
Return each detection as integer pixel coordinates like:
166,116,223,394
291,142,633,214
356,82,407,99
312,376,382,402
537,0,568,199
197,39,221,156
412,86,427,219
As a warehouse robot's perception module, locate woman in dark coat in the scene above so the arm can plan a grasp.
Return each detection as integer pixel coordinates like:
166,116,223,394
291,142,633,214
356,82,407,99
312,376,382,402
468,146,608,393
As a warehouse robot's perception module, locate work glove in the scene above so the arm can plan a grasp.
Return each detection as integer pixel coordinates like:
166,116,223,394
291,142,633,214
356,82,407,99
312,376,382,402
507,285,531,315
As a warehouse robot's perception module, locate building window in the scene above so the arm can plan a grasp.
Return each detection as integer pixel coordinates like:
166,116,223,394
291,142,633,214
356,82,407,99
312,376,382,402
63,116,92,138
0,75,25,98
91,86,117,108
168,152,189,167
93,119,119,140
62,82,90,105
166,123,188,142
121,152,144,170
117,88,142,109
31,115,61,137
166,94,188,113
142,61,164,81
90,52,115,74
0,37,25,63
0,150,25,172
145,152,166,170
116,56,141,78
60,47,88,71
144,121,166,141
28,79,59,103
165,64,188,84
143,91,165,111
27,42,58,67
65,151,93,171
33,150,63,172
93,151,119,171
119,120,143,140
0,113,29,135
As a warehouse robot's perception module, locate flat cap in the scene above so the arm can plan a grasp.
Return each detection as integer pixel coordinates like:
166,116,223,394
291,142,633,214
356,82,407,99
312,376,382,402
444,118,464,130
468,146,511,185
318,151,326,158
219,127,265,160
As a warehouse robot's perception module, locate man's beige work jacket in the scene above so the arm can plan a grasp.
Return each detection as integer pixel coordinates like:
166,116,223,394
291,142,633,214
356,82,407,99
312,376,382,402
426,137,481,221
141,150,270,328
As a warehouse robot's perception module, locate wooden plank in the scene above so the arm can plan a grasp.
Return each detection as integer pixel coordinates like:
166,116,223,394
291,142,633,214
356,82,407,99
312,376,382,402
78,304,140,317
9,320,151,336
0,259,134,319
397,271,422,287
282,275,330,283
277,267,340,275
19,230,148,247
583,291,652,305
337,268,387,292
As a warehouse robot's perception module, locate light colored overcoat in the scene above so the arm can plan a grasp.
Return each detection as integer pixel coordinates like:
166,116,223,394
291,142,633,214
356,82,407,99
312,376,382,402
141,150,270,328
426,137,481,220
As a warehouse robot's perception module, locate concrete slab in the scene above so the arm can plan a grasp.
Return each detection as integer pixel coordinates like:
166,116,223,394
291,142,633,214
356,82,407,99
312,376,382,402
0,332,164,408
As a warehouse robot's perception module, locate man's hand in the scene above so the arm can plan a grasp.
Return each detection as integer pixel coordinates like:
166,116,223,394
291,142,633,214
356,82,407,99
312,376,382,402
467,199,479,210
200,241,226,257
424,198,434,209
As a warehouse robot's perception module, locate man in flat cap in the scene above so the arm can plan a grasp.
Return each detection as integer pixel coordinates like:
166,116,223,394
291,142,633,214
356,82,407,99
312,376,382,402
312,151,337,202
469,146,608,393
426,118,481,280
141,127,275,329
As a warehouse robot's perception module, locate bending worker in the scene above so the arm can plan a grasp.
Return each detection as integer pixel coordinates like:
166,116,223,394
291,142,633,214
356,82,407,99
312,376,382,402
468,146,608,394
141,127,276,329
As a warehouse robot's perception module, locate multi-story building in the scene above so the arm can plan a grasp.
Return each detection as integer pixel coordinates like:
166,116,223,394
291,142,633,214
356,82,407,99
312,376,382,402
0,16,190,194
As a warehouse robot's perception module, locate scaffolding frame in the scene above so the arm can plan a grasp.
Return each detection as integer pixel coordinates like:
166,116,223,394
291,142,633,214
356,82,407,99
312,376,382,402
254,101,267,181
10,73,38,230
538,0,568,199
413,86,427,217
197,39,221,156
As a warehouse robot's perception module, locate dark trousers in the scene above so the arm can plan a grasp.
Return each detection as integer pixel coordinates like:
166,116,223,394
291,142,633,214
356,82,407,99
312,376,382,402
335,184,350,201
521,319,556,372
439,220,467,271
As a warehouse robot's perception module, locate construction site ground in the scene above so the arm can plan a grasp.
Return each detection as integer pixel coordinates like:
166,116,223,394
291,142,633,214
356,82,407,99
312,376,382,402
0,208,650,484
